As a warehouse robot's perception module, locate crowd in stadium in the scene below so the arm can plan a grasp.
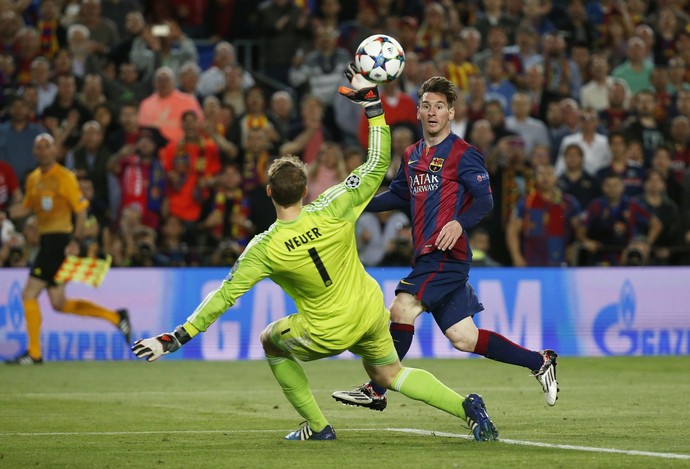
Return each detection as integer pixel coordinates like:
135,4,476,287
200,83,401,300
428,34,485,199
1,0,690,268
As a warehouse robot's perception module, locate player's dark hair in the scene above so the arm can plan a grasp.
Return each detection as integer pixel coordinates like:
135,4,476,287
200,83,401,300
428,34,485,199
418,76,456,107
268,155,307,206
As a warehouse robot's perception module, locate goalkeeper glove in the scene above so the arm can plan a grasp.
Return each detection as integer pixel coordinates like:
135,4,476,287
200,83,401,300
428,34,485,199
338,63,383,118
131,325,192,362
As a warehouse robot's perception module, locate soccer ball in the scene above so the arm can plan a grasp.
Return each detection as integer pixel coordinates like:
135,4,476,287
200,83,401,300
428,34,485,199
355,34,405,85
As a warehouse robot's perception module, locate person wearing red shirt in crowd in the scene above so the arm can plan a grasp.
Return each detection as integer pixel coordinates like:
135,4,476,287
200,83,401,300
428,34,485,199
0,161,22,212
109,127,168,230
161,111,221,224
357,81,417,149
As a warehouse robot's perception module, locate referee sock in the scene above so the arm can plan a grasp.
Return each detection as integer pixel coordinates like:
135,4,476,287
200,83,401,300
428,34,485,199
392,367,465,420
24,299,42,359
370,322,415,395
61,299,119,326
266,355,330,433
474,329,544,371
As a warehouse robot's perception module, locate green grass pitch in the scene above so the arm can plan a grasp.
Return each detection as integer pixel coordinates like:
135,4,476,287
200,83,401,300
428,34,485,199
2,356,690,468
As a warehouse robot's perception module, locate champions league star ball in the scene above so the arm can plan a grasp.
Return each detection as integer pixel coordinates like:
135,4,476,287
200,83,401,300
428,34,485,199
355,34,405,85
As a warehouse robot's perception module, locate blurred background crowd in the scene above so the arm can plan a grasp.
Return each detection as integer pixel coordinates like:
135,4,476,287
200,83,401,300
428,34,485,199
1,0,690,268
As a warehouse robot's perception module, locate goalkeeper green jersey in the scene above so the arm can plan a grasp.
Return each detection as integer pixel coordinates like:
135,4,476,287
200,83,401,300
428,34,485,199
184,119,391,349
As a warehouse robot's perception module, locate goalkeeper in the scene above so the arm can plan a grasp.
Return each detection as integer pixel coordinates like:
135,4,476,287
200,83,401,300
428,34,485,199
133,65,498,442
4,133,131,366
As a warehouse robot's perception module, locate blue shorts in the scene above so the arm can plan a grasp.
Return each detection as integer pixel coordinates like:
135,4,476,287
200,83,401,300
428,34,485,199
395,251,484,332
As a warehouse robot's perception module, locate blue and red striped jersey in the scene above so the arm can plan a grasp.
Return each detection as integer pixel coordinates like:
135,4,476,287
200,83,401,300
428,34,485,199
388,133,492,262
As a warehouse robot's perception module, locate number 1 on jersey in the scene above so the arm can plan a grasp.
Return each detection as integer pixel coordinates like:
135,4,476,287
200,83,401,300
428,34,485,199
308,247,333,287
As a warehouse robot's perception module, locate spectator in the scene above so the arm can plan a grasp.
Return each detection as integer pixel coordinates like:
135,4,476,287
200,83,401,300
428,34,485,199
218,64,247,117
281,94,331,165
636,169,683,265
288,23,350,107
106,101,140,154
612,36,653,94
76,0,120,55
356,80,417,150
199,163,252,249
43,74,92,151
78,73,106,114
35,0,67,59
557,143,601,209
268,90,296,142
256,0,310,85
178,61,201,99
158,214,193,266
466,72,487,121
305,141,347,203
555,108,611,176
650,145,685,207
201,95,237,163
484,99,517,141
65,120,112,213
595,131,645,199
668,115,690,185
161,111,221,225
522,0,557,37
468,119,496,157
474,0,517,50
0,11,23,57
473,25,509,76
15,28,41,86
130,20,198,81
100,0,141,38
506,91,550,155
108,126,167,229
0,161,22,212
67,23,101,79
138,66,203,143
508,30,543,90
228,85,281,150
104,62,149,108
237,127,272,193
440,36,480,93
539,31,582,100
449,89,470,140
25,57,57,117
337,2,376,53
562,0,596,50
507,163,583,266
549,98,580,155
469,226,502,267
356,209,384,266
0,96,46,183
622,90,667,167
599,78,631,133
485,135,534,265
667,56,690,95
580,55,613,112
484,55,517,115
581,172,661,266
653,7,680,66
197,41,254,99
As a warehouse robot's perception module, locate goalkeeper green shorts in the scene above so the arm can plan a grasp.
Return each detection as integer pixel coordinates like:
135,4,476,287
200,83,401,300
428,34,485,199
267,310,398,366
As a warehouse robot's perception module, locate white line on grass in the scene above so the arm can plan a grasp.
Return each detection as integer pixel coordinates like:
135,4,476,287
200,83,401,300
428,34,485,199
2,428,688,461
388,428,690,461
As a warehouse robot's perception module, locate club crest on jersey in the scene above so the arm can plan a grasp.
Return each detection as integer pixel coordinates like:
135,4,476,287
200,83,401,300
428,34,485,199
345,174,361,189
429,157,444,172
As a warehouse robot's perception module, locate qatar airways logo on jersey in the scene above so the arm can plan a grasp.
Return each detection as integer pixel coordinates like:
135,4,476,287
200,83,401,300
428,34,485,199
409,173,440,194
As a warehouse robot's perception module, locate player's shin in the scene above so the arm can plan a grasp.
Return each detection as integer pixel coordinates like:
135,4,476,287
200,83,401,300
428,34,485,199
266,355,330,432
391,367,466,419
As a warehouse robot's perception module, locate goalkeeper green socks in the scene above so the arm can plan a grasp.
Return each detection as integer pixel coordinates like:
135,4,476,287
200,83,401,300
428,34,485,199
266,355,330,432
392,367,467,420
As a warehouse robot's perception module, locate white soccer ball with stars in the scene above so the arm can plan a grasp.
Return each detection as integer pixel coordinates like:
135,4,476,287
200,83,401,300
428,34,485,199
355,34,405,85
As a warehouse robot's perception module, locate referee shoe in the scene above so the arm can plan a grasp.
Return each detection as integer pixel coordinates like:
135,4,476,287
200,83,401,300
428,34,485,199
5,351,43,366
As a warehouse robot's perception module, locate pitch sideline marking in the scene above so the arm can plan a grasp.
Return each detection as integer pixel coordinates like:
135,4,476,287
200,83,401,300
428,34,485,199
1,427,688,461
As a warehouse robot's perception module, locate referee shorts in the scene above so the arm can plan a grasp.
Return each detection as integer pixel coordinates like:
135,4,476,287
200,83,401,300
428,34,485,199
395,251,484,332
30,233,71,286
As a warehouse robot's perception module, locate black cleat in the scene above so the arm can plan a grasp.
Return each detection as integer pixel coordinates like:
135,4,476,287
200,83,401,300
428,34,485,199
117,309,132,344
5,351,43,365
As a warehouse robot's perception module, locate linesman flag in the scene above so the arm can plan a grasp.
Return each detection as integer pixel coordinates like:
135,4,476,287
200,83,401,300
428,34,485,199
54,255,112,287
